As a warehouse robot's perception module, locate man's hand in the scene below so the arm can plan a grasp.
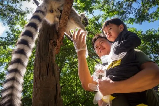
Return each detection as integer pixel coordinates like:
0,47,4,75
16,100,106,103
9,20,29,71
72,29,87,53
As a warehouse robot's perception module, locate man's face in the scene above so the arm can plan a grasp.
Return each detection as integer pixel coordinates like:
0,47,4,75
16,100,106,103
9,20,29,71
94,38,111,58
103,23,124,42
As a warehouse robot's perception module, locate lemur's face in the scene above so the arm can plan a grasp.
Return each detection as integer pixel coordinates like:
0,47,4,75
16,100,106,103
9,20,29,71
94,38,111,58
44,0,64,25
103,23,124,42
45,5,61,25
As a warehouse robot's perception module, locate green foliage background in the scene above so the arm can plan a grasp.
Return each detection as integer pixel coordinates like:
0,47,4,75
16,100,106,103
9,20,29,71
0,0,159,105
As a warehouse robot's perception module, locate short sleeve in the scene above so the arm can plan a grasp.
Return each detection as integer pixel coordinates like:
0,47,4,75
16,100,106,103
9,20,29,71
135,49,153,66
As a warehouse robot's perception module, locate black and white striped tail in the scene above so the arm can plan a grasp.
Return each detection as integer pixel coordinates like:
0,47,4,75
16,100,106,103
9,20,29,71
0,4,47,106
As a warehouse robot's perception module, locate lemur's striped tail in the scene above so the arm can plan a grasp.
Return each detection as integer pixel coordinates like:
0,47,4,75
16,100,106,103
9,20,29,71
0,4,47,106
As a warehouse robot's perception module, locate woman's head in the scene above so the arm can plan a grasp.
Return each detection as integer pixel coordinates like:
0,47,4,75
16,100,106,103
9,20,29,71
92,34,112,57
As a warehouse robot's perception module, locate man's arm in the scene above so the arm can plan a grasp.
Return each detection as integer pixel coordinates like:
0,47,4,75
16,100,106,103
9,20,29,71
99,62,159,95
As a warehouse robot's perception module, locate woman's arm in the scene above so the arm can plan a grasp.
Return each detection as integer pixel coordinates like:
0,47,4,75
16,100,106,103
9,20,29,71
73,29,97,91
77,51,97,91
99,62,159,96
117,62,159,92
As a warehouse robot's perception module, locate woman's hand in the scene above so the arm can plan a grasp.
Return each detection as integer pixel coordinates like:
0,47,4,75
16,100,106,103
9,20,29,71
98,78,117,96
72,29,87,53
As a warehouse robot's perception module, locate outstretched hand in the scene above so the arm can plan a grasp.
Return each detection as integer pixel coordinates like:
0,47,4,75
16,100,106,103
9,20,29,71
72,29,88,56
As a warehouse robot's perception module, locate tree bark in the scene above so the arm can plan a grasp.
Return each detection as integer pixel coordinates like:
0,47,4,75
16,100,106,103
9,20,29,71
32,0,74,105
32,20,63,106
56,0,74,54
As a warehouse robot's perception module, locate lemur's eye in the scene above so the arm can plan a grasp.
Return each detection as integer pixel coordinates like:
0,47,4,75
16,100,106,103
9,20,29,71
59,10,62,13
50,10,54,13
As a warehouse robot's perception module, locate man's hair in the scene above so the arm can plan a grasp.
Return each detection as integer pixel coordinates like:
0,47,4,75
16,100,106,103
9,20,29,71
92,33,108,49
102,18,127,31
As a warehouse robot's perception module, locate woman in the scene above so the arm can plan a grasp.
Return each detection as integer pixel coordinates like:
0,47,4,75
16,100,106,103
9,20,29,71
72,29,159,106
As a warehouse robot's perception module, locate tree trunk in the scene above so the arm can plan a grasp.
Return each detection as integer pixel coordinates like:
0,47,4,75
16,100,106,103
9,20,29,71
32,20,63,106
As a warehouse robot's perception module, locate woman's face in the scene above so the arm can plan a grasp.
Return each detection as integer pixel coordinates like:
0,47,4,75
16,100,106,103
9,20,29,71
94,38,111,58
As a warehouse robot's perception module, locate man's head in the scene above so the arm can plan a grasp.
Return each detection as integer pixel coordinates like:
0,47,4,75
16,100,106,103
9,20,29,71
92,34,112,58
102,18,127,42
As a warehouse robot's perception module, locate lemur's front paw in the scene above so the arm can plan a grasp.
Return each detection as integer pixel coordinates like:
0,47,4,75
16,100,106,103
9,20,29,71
80,13,88,27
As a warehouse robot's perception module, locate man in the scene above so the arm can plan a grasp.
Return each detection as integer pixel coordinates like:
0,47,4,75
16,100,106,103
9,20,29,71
73,29,159,106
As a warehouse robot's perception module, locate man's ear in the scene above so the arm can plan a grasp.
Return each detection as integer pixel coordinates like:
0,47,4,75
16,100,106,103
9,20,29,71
119,24,124,31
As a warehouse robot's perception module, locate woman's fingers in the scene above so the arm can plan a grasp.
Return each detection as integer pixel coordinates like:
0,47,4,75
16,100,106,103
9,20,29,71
76,29,82,40
82,31,87,43
73,28,86,43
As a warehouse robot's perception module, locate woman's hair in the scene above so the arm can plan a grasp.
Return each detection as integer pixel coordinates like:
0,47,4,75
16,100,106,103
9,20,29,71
102,18,127,31
92,33,107,49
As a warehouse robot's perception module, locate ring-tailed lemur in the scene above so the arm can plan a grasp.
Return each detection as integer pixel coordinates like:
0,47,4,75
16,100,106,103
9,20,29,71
43,0,88,37
0,0,88,105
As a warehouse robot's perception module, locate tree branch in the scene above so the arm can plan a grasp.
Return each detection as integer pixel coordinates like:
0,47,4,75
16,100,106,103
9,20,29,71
56,0,74,54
